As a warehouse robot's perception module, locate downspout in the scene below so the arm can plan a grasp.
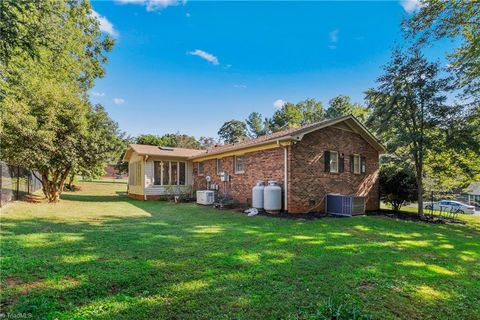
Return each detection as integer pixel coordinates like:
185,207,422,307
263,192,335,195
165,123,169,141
283,145,288,212
277,140,288,212
144,155,149,200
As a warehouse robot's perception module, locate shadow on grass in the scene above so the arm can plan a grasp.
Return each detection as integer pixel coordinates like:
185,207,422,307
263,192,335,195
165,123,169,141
1,195,479,319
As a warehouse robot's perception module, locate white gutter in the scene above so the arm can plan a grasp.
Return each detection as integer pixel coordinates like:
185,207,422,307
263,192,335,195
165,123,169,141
143,155,148,200
276,140,289,212
283,145,288,212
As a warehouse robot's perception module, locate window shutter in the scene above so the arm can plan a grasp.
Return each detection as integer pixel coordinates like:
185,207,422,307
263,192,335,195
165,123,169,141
361,156,366,174
339,153,345,172
350,154,354,173
324,151,330,172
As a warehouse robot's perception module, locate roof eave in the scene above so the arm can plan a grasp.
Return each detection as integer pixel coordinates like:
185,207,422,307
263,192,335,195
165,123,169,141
188,136,294,160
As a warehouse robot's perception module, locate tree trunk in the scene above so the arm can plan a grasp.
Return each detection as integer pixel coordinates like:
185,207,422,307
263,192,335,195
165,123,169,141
40,168,71,203
417,172,424,217
66,172,75,190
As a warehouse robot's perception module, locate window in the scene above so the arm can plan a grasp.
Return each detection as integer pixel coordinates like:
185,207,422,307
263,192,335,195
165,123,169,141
350,154,366,174
154,161,162,185
162,161,170,185
179,162,186,185
198,162,204,176
154,160,186,186
330,151,339,173
171,162,178,185
217,158,223,175
235,155,245,173
353,154,361,174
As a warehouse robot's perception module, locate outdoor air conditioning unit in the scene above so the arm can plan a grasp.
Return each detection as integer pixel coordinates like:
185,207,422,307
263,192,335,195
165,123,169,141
196,190,215,205
326,194,365,216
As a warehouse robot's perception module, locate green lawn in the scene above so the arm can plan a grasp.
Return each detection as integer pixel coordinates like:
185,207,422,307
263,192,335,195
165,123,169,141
1,183,479,319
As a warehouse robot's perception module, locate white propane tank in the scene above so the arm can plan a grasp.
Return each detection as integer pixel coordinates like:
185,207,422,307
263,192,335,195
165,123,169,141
252,181,266,209
264,181,282,213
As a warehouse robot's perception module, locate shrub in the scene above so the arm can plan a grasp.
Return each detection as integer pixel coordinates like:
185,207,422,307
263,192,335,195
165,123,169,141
380,162,418,212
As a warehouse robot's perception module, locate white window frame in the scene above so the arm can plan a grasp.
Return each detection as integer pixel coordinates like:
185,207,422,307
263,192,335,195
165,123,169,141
330,151,339,173
353,154,361,174
154,160,185,186
216,158,223,175
234,155,245,174
198,162,204,176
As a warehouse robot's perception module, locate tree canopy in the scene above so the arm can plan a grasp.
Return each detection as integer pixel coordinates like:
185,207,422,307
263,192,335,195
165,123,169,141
245,112,269,138
380,158,418,212
325,95,369,122
136,133,201,149
269,98,324,132
217,120,248,144
366,47,454,215
0,0,116,202
406,0,480,101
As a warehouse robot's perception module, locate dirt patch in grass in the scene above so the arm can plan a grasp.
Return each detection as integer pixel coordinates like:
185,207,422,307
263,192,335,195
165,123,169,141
229,207,329,220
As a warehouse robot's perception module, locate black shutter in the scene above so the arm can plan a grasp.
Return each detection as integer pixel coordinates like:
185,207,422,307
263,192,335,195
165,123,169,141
350,154,354,173
361,156,366,174
324,151,330,172
339,153,345,172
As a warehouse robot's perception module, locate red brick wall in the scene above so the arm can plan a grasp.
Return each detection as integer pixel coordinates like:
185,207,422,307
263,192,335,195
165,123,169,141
192,126,380,214
193,148,285,205
288,127,380,213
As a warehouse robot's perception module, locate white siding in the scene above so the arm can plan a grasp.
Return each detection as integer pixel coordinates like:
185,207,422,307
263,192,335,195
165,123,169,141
127,152,144,196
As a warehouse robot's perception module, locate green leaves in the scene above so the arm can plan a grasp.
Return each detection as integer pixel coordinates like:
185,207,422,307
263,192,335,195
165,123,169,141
217,120,248,144
406,0,480,101
0,0,116,201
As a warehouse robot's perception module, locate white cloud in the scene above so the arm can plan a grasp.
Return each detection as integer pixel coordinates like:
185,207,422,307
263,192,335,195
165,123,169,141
400,0,423,13
116,0,185,12
91,10,117,37
185,12,191,17
91,91,105,97
233,84,247,89
113,98,125,105
273,99,285,109
329,29,339,49
188,49,219,65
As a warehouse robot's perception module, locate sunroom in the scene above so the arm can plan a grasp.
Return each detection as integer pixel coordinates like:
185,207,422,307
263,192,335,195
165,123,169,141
123,144,204,200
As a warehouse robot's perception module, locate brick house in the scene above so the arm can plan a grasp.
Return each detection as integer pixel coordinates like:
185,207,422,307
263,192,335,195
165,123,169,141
124,115,385,213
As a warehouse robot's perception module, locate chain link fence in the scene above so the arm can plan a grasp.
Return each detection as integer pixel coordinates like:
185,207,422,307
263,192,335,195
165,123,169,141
1,161,43,207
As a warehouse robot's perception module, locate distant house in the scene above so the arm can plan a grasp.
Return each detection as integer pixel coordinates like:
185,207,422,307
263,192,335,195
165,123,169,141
466,182,480,208
103,164,127,179
123,115,385,213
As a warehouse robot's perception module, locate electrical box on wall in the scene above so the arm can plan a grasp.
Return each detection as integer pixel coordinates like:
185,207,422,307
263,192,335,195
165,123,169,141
220,172,229,182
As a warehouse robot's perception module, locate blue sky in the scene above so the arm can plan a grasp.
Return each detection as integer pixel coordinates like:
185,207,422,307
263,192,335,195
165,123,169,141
90,0,455,138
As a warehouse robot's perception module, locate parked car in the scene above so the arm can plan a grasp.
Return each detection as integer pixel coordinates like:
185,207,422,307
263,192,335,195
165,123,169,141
424,200,475,214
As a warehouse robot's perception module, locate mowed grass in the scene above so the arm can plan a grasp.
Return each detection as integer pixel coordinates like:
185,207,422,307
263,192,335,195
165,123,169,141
1,183,479,320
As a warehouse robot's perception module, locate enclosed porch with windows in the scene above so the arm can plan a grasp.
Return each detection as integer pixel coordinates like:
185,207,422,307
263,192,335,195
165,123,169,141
123,144,204,200
144,158,194,198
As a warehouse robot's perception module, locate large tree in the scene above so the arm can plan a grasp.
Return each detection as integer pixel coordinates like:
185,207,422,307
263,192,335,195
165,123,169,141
67,105,124,190
136,133,200,149
269,98,324,132
423,105,480,193
325,95,369,122
198,136,217,149
366,48,453,215
0,0,114,202
406,0,480,101
217,120,248,144
245,112,270,138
